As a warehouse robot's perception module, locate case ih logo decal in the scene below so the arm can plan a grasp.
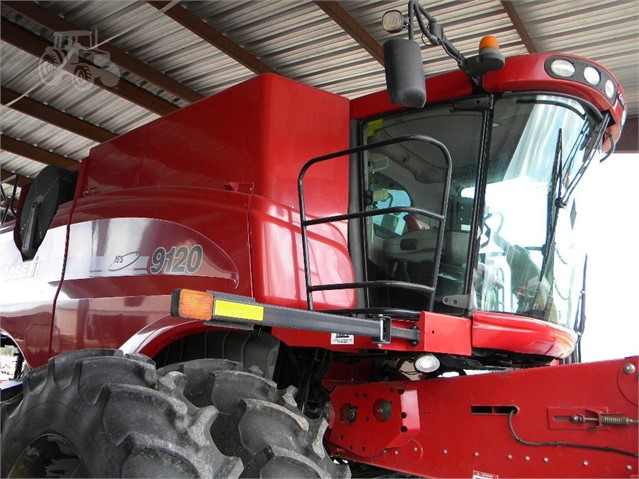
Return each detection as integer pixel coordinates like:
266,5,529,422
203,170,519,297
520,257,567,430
1,257,40,281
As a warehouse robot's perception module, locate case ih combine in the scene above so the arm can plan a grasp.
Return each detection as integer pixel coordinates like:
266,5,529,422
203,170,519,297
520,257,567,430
1,3,637,478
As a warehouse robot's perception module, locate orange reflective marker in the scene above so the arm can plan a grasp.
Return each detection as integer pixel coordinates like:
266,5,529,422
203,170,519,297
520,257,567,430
173,289,214,321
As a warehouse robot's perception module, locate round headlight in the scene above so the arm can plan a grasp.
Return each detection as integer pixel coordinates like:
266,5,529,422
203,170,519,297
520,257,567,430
414,354,441,373
550,59,575,77
584,66,601,86
604,79,616,99
382,10,406,33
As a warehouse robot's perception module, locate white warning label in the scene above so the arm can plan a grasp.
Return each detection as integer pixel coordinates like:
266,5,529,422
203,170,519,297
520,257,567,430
330,333,355,345
472,471,499,479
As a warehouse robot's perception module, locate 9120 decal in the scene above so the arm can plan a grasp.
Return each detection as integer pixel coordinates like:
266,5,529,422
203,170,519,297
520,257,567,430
149,244,203,275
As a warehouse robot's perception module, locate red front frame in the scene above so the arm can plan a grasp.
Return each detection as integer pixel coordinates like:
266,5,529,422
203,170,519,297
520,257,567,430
327,356,638,478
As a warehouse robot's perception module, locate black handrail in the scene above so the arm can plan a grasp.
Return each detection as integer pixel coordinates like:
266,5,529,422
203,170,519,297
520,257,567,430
298,134,452,314
303,205,445,227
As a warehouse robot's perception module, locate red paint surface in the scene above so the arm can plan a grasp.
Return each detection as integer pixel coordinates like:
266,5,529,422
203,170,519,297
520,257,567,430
472,310,578,359
84,74,350,219
328,357,639,478
1,56,627,367
2,75,353,367
0,55,633,479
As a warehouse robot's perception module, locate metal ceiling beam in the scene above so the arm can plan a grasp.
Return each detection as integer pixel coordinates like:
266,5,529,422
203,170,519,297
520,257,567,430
1,19,179,116
148,1,276,75
3,1,204,104
314,1,384,66
1,135,77,170
617,116,638,152
1,169,32,187
501,1,537,53
1,87,117,144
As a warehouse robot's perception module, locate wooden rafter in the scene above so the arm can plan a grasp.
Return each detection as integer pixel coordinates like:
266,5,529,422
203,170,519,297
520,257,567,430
148,1,276,75
1,135,77,170
314,1,384,66
3,1,203,104
2,87,117,143
1,18,179,116
1,169,32,187
500,1,537,53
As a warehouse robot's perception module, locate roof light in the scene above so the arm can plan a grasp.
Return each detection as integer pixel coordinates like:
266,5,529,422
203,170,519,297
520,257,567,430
545,56,618,107
583,66,601,86
382,10,406,33
550,59,575,78
604,79,615,99
171,289,214,321
414,354,441,373
479,35,499,51
476,35,505,72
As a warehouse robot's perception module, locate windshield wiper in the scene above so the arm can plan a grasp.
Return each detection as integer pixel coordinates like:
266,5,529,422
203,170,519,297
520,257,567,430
561,117,607,201
543,129,564,265
526,129,563,320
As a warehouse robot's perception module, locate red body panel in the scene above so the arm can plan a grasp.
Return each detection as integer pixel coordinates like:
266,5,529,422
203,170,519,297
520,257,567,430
83,73,350,218
0,55,627,367
472,311,577,358
328,357,639,478
249,195,354,310
1,75,354,367
1,206,72,367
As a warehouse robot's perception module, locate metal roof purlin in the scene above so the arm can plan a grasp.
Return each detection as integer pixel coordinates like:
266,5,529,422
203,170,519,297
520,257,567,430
1,87,117,143
314,1,385,66
148,1,276,75
3,1,203,104
0,18,179,116
1,135,77,169
1,169,32,186
500,1,537,53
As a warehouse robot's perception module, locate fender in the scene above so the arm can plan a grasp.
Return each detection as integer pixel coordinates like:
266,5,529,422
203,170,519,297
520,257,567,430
118,314,215,359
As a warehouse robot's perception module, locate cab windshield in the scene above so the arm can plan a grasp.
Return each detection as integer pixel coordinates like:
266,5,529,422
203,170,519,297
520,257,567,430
360,93,603,331
476,94,602,329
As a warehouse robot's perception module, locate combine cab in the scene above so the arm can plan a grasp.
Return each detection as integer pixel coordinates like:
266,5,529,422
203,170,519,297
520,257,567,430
1,2,636,478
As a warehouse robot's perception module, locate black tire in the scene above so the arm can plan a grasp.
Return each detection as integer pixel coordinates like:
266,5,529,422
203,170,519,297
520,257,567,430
160,359,350,479
0,349,242,478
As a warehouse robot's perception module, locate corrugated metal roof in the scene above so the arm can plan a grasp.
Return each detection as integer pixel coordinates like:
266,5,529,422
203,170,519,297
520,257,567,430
1,107,94,159
1,43,157,135
37,0,256,96
1,0,636,201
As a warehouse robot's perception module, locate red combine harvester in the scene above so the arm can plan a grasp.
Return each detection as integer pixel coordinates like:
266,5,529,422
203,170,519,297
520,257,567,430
1,3,636,478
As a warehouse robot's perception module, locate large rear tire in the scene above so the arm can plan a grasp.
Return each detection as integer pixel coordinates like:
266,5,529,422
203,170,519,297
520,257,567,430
0,349,242,478
160,359,350,478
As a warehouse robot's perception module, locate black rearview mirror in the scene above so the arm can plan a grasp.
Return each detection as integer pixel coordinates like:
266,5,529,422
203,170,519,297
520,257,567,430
384,38,426,108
